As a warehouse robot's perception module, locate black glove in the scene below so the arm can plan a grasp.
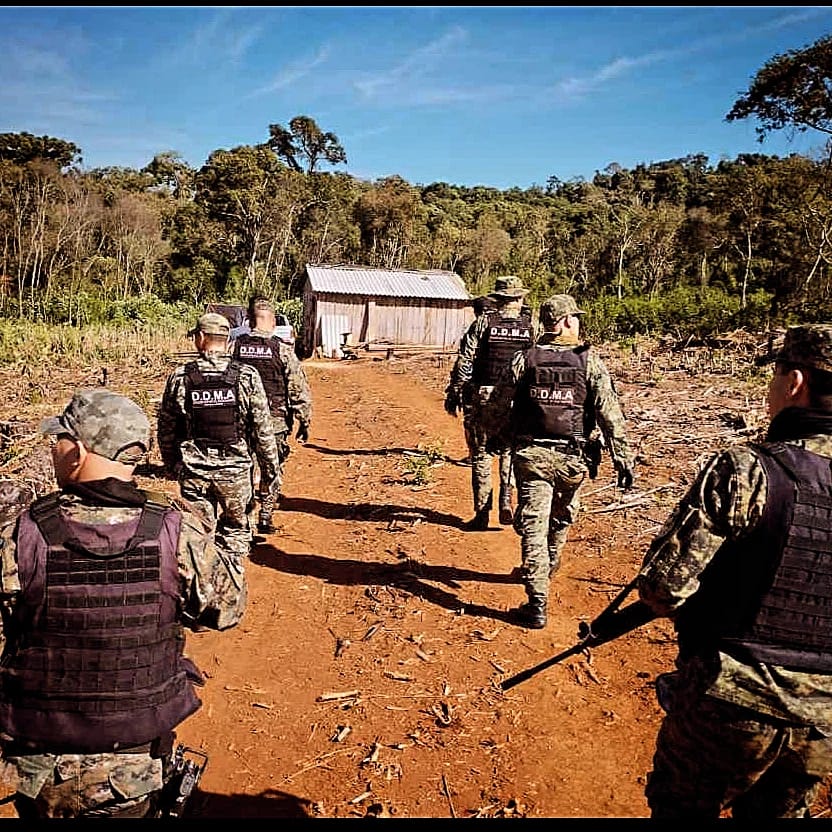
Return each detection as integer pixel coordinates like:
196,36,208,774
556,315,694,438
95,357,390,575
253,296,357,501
617,466,634,491
296,423,309,442
444,390,459,417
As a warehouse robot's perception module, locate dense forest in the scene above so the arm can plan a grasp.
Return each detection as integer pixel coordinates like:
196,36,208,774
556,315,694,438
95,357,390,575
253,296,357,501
2,33,832,342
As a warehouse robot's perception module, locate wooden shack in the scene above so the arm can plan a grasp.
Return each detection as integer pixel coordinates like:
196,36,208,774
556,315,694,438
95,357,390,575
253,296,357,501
301,264,473,358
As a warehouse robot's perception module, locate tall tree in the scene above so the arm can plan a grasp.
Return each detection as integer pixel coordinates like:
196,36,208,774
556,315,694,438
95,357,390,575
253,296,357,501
266,116,347,174
726,34,832,145
0,132,81,169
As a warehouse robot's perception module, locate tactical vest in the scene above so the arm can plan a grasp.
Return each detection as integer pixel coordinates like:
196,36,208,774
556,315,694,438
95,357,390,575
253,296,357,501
472,310,533,386
511,345,589,442
0,493,202,752
184,360,243,449
675,442,832,671
232,334,287,418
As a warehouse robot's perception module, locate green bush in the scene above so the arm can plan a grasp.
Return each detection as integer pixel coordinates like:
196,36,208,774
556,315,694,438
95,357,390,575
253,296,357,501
583,286,774,341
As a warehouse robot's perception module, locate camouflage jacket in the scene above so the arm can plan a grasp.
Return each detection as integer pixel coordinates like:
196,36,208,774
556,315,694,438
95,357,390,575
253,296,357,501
637,433,832,731
446,304,529,399
157,351,279,481
246,327,313,434
0,484,219,803
486,333,635,472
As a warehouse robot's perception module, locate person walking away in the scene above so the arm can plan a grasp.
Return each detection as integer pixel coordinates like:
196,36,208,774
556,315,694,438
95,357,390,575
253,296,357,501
157,312,279,628
232,297,312,534
0,390,220,818
488,294,634,629
444,275,534,530
630,323,832,818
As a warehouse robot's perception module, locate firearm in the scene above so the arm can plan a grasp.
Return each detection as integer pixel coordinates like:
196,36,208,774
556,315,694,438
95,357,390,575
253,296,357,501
582,437,603,480
155,744,209,818
500,580,655,691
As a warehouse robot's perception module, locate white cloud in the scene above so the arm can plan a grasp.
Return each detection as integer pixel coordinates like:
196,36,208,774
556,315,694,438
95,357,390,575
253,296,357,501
179,11,263,67
352,26,469,100
246,45,331,98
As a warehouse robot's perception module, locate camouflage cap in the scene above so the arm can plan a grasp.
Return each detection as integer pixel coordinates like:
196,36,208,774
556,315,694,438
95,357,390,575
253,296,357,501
771,324,832,373
492,275,529,299
40,389,151,461
188,311,230,337
540,294,585,322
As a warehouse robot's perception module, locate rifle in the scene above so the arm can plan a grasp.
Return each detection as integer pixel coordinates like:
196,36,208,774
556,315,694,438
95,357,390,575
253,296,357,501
155,744,209,818
500,580,655,691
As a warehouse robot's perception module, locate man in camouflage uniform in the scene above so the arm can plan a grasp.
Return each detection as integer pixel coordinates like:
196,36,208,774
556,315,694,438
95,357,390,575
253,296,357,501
488,294,634,629
157,312,279,628
0,390,222,818
445,276,535,530
232,297,312,534
632,323,832,818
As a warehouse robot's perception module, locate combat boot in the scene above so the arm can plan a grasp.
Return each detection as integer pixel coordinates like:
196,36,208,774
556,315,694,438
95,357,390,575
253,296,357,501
257,493,279,535
463,506,490,531
257,512,277,535
498,485,513,526
514,598,547,629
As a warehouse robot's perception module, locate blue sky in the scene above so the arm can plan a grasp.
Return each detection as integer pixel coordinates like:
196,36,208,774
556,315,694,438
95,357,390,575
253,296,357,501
3,6,832,190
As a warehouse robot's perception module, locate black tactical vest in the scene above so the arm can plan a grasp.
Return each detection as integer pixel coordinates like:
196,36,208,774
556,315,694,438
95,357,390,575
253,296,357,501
473,310,533,386
232,334,287,418
675,442,832,671
0,493,202,752
511,345,589,442
184,360,242,448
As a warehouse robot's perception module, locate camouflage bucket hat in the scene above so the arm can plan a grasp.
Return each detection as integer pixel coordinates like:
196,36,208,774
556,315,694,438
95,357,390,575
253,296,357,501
540,294,585,321
188,311,230,337
764,324,832,373
492,275,529,299
40,389,151,461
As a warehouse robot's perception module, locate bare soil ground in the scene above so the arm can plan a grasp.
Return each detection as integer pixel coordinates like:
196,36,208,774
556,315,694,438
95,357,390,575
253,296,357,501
1,332,830,818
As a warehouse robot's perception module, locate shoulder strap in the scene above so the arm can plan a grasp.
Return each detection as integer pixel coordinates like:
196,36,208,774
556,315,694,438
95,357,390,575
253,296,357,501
129,500,167,546
28,492,64,546
184,360,203,387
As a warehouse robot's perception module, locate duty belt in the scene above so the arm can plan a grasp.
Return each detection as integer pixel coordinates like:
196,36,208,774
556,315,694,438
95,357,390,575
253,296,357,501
526,437,582,454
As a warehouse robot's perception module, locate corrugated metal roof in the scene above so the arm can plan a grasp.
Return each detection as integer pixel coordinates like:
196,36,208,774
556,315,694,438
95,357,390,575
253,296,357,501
305,264,470,300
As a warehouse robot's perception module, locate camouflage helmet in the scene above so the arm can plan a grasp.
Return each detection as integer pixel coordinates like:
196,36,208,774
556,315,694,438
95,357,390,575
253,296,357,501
772,324,832,374
40,389,151,461
491,275,529,299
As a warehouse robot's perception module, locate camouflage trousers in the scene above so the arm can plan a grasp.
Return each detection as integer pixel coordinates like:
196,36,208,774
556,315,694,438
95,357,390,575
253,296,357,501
251,428,290,525
512,444,587,603
3,752,162,818
646,671,832,819
463,405,513,513
181,469,250,629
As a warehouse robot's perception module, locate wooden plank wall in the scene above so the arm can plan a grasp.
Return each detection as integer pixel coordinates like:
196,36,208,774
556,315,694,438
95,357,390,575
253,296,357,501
303,290,474,357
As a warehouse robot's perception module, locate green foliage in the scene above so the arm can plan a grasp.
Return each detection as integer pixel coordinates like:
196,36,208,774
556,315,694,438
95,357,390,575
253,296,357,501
0,316,188,370
26,290,196,331
276,297,303,334
583,286,775,341
400,439,446,487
